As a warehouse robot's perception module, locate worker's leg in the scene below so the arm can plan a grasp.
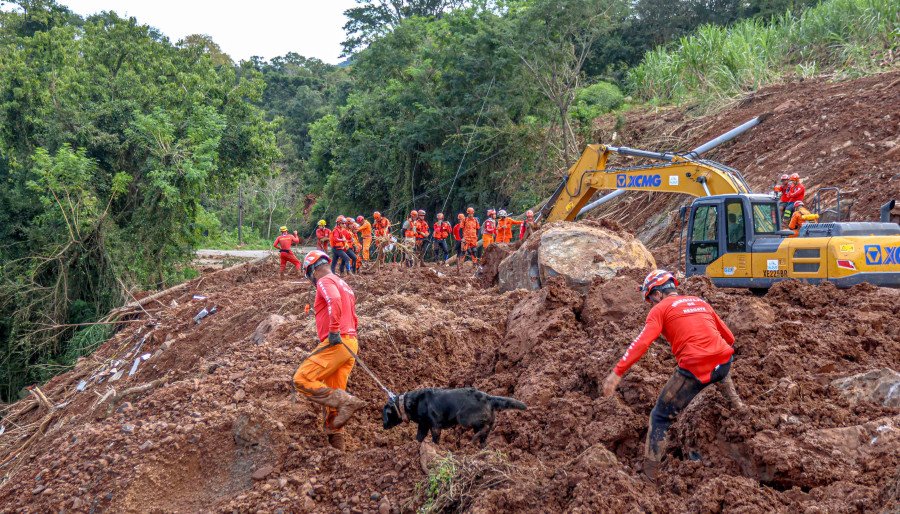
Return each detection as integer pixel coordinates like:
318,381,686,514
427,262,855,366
322,344,357,435
483,234,493,249
362,237,372,261
279,253,289,271
293,337,365,431
346,249,358,273
286,251,301,272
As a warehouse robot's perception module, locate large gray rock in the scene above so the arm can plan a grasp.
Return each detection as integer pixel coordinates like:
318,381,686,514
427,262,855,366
831,368,900,407
499,223,656,292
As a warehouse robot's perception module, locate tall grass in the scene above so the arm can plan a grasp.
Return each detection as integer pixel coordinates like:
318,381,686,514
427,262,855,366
628,0,899,103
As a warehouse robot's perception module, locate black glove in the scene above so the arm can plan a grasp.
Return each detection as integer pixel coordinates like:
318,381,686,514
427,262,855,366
328,332,342,345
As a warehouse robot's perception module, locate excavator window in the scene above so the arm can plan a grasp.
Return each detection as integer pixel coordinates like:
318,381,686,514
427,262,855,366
726,200,746,252
751,202,779,234
690,205,719,265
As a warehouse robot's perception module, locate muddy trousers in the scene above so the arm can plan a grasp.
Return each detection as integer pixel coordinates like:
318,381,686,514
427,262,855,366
331,249,352,274
293,337,358,434
646,357,734,461
434,239,449,261
362,237,372,261
345,249,358,272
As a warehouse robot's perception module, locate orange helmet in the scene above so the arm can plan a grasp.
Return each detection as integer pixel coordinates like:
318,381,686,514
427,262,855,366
373,211,381,219
780,174,789,181
789,173,800,181
641,270,679,303
336,215,345,224
303,250,331,280
410,210,418,217
466,207,474,215
525,210,534,218
457,213,465,220
356,216,364,223
436,213,444,220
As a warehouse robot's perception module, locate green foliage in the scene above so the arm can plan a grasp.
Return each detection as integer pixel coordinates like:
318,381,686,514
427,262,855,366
628,0,899,103
571,81,625,127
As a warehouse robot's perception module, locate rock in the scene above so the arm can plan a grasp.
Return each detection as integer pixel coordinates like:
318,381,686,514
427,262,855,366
378,498,391,514
831,368,900,407
116,402,133,414
72,497,84,509
723,297,774,335
370,492,381,501
139,440,154,451
233,389,246,402
32,485,45,495
251,314,287,345
419,441,441,474
499,223,655,292
773,99,802,113
252,464,274,481
121,424,135,434
303,496,316,511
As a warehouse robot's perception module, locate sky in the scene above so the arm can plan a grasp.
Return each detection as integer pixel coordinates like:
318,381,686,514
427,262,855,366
58,0,357,64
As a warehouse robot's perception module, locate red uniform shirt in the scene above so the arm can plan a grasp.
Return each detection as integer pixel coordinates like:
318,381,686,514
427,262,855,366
314,273,358,341
482,218,497,235
452,223,463,241
433,221,451,239
374,217,391,237
614,295,735,383
787,183,806,203
273,233,299,250
415,219,429,239
330,227,348,249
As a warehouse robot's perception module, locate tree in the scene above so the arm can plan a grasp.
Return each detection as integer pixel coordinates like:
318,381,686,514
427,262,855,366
341,0,469,55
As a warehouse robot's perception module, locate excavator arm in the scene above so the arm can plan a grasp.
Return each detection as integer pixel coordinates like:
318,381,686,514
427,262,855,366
538,117,762,222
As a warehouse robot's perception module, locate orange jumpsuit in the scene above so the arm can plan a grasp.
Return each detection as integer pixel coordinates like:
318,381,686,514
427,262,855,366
496,218,523,243
788,207,817,237
482,218,496,248
374,217,391,237
357,220,373,261
273,233,301,270
293,274,359,434
462,217,480,253
315,227,331,252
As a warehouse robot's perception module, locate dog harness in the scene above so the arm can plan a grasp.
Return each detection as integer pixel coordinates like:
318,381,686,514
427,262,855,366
395,394,409,423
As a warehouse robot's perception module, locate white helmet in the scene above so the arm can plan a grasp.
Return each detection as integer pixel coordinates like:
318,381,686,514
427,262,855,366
498,209,508,217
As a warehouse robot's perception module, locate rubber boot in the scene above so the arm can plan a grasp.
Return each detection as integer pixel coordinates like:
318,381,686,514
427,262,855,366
327,433,346,451
717,376,746,411
308,388,367,429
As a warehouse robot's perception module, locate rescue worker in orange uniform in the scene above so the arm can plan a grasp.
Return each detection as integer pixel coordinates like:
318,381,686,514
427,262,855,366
330,217,352,275
415,209,429,263
602,270,744,478
347,220,362,272
788,200,818,237
293,250,367,450
452,213,465,260
482,209,497,250
432,213,452,264
457,207,480,270
403,210,420,267
373,211,391,266
273,226,301,280
774,174,791,222
496,210,523,244
518,210,540,241
356,216,373,262
315,220,331,252
786,173,806,205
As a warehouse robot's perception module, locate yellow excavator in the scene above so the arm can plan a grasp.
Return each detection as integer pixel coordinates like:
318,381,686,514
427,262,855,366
537,117,900,289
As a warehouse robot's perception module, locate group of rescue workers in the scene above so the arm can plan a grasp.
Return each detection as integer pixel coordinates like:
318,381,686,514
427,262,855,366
773,172,819,236
273,207,543,278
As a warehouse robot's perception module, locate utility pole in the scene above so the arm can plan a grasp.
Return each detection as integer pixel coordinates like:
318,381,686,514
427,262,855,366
238,186,244,246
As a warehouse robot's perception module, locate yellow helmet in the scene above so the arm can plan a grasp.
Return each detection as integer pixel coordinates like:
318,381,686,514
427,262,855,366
279,226,288,232
318,220,326,226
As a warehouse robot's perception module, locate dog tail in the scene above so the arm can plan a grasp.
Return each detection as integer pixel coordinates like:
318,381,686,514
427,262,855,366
488,395,527,411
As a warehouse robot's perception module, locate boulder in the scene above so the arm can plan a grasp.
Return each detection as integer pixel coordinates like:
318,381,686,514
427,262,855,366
250,314,286,345
831,368,900,407
499,223,655,292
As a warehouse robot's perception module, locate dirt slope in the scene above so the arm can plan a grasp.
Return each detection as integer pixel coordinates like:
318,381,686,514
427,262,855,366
0,255,897,513
587,70,900,260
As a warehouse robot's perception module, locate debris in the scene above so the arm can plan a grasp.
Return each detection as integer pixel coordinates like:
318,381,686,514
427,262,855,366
76,380,87,392
192,295,207,301
251,464,274,481
128,358,141,377
121,424,135,434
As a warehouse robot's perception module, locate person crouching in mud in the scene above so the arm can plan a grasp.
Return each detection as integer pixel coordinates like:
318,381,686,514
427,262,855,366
602,270,745,479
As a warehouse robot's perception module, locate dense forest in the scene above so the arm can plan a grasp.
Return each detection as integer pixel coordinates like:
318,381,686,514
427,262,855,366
0,0,894,399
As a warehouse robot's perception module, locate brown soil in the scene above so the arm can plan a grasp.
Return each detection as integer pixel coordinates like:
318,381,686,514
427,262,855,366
1,72,898,513
588,70,900,247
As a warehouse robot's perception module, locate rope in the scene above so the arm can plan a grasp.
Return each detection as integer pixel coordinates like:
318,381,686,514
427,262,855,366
298,339,396,399
440,74,496,215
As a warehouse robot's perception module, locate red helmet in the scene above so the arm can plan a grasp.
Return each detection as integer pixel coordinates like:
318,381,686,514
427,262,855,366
457,213,465,220
373,211,381,219
336,215,345,224
794,200,804,208
436,213,444,220
789,173,800,181
780,174,789,181
525,210,534,218
303,250,331,279
487,209,496,216
356,216,364,223
466,207,474,215
641,270,678,303
410,210,418,217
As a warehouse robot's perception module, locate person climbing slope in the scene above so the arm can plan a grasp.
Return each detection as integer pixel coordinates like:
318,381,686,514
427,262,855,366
602,270,744,479
273,226,300,280
293,250,367,450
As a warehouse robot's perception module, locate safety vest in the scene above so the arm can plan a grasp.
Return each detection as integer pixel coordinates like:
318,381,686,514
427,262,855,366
375,217,391,237
482,218,497,235
433,221,450,239
415,219,429,239
404,218,418,238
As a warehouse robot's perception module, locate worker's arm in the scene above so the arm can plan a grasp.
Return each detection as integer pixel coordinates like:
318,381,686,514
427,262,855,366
603,308,664,396
291,232,300,244
273,237,280,249
713,311,735,345
317,279,343,337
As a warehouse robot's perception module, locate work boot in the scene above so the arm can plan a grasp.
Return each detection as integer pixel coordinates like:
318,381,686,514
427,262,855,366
718,376,746,411
308,388,367,429
327,432,346,451
642,458,661,482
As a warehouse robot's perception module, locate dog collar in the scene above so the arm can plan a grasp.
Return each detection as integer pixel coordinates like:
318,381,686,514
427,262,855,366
396,394,409,423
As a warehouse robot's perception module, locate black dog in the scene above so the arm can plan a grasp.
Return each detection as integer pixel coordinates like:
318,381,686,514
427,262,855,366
382,387,527,448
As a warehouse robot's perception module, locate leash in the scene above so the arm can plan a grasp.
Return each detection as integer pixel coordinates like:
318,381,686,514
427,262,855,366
299,338,397,400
